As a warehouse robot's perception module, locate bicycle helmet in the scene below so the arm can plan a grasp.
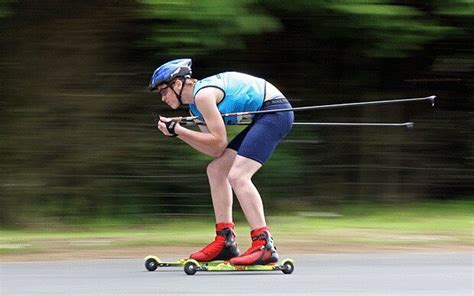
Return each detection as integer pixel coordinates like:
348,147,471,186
148,58,192,91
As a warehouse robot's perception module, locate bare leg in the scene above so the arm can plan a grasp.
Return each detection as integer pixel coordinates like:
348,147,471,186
207,148,237,223
227,155,265,230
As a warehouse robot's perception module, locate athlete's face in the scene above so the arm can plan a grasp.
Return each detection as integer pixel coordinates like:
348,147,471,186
157,81,180,109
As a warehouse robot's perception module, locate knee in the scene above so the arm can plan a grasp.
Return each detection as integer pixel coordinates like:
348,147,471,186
207,158,227,179
227,169,248,188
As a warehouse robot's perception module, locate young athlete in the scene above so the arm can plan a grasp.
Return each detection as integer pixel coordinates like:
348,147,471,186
150,58,294,265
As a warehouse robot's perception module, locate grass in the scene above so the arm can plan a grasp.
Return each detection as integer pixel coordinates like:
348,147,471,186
0,201,472,259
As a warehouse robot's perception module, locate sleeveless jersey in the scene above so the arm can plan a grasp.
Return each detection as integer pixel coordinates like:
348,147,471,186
190,72,266,124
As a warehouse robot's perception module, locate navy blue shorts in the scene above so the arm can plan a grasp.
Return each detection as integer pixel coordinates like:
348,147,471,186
227,97,294,164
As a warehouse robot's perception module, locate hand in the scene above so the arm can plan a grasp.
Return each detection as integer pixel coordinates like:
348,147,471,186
157,116,179,137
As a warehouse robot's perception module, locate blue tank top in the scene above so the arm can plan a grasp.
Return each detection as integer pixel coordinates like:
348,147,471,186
190,72,266,124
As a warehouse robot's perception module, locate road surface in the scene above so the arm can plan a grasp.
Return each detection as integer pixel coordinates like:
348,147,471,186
1,253,471,295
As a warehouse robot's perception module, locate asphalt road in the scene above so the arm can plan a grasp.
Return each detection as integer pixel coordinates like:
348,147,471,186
1,253,471,295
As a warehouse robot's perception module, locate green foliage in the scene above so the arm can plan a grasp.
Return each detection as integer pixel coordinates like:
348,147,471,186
436,0,474,16
0,0,13,18
138,0,281,54
323,1,452,57
267,0,455,58
138,0,460,57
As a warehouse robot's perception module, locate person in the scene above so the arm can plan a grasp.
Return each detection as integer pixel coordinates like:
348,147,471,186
149,58,294,265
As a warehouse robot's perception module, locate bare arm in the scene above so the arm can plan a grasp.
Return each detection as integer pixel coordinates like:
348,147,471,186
171,88,227,158
176,125,225,157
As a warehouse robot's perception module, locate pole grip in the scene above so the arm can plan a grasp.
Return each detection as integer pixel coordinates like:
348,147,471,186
170,116,183,123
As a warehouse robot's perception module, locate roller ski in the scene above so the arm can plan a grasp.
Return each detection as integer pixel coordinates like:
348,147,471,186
183,258,294,275
146,225,295,275
145,256,294,275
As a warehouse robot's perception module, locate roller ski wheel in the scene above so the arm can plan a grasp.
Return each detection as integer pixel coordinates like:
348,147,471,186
145,257,159,271
280,259,295,274
182,258,295,275
184,260,199,275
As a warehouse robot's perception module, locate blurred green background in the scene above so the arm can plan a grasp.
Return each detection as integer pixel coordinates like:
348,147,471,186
0,0,472,228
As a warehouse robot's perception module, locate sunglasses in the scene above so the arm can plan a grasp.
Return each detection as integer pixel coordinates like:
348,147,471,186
155,80,178,99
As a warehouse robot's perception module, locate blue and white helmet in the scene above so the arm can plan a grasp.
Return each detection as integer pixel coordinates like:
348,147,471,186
148,58,192,91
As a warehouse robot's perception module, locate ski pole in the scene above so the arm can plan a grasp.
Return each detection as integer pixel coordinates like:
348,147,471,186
169,95,436,123
179,121,415,128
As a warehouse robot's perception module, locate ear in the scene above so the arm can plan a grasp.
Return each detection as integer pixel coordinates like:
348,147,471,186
174,78,183,90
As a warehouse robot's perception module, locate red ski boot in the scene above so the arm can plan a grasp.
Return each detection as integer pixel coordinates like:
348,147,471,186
229,226,279,265
190,222,240,262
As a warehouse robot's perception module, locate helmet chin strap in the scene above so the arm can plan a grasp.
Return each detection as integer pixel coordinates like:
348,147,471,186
171,77,187,107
